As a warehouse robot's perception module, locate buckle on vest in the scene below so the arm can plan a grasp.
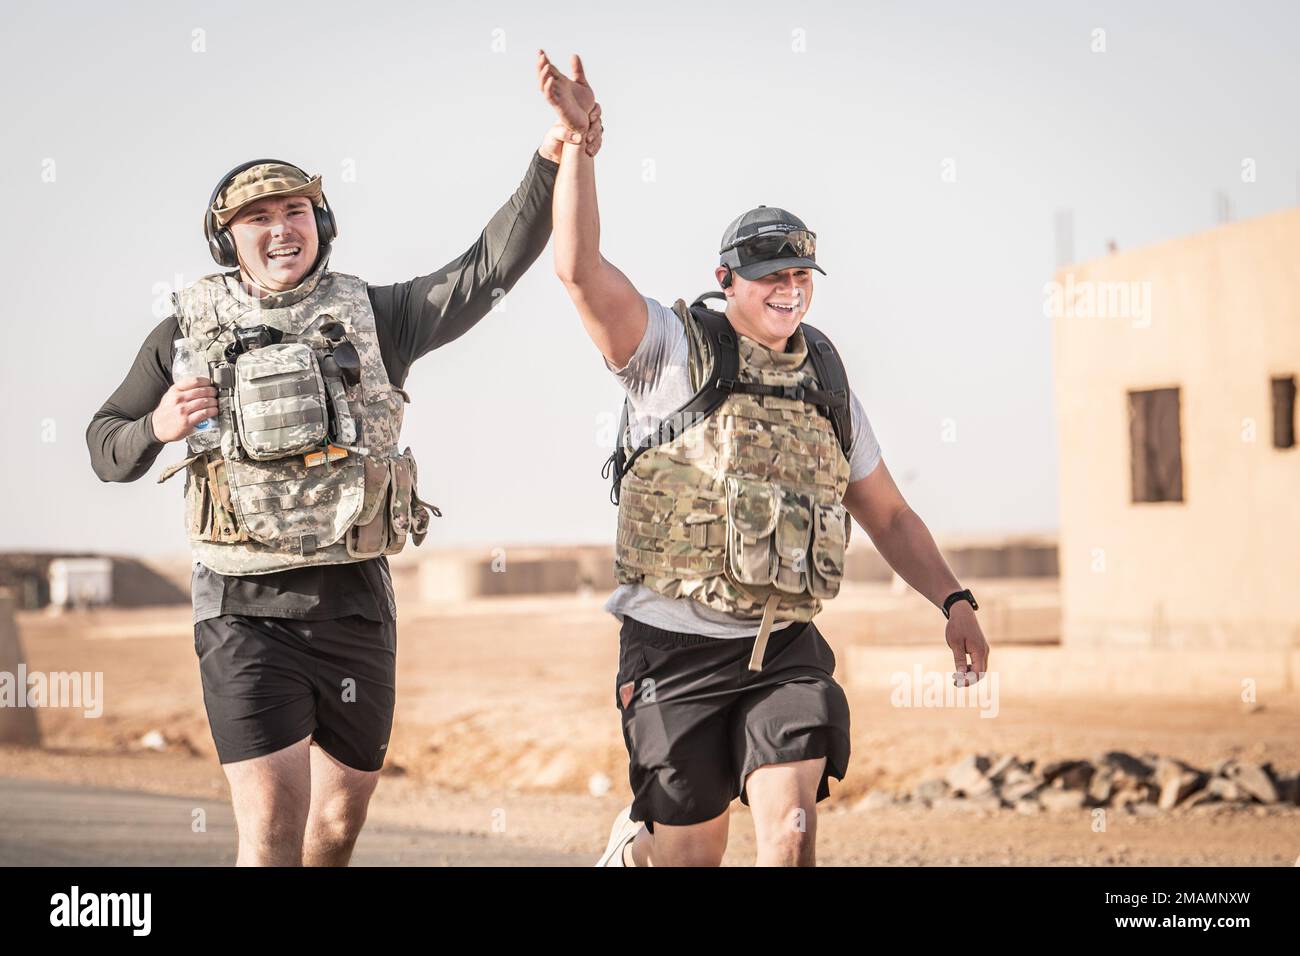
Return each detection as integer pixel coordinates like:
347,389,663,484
782,384,805,401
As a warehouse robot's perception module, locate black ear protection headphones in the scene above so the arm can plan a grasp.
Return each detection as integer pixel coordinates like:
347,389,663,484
203,158,337,269
719,265,733,289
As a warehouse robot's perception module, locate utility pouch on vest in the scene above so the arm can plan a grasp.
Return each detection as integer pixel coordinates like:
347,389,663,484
809,502,849,598
345,456,392,559
323,376,357,446
225,453,364,554
774,489,812,594
233,342,329,460
725,476,779,585
186,460,212,539
344,448,437,559
175,452,248,543
725,476,846,600
203,456,246,541
384,454,415,555
405,447,436,546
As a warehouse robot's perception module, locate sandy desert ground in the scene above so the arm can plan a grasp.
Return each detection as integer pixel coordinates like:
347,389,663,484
3,585,1298,866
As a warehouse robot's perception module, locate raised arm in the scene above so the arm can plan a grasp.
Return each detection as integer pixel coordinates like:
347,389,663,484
369,104,604,387
367,150,558,386
538,51,647,369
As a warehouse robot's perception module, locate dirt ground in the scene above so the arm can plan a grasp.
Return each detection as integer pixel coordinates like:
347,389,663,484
4,593,1299,866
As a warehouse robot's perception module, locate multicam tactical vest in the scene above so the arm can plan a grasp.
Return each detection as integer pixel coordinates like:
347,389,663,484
608,293,853,664
160,262,435,575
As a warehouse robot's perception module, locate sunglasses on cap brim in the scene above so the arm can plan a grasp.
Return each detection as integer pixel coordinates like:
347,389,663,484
721,229,817,266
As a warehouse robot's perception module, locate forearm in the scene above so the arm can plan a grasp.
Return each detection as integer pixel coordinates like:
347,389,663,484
432,151,558,336
371,152,558,373
553,140,602,285
870,506,963,609
87,318,176,482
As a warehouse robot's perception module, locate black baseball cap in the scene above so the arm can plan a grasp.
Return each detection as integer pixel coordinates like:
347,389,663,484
719,205,825,280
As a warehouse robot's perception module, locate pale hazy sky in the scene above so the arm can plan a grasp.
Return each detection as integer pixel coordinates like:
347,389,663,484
3,0,1298,557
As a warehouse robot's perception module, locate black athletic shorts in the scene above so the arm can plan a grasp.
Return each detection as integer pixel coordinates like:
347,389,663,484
193,613,396,772
615,615,851,832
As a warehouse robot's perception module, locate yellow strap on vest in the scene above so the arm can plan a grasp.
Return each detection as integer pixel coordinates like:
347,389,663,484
747,594,782,672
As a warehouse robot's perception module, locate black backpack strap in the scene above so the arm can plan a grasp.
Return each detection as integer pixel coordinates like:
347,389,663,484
799,321,853,457
603,297,740,503
692,291,728,309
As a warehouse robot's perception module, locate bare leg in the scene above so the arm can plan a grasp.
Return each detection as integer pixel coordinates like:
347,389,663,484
745,757,825,867
221,735,313,866
626,808,730,867
302,743,381,867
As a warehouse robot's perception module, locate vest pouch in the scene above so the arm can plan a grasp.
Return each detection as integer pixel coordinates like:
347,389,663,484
234,342,329,461
345,456,392,559
182,455,248,543
204,457,248,542
773,489,812,594
226,454,364,552
405,448,434,546
358,386,404,454
809,502,849,598
725,476,778,586
379,452,426,556
324,376,358,447
185,467,213,538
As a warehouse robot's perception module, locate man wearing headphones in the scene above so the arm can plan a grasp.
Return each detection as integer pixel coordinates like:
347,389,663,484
87,105,603,865
538,53,989,866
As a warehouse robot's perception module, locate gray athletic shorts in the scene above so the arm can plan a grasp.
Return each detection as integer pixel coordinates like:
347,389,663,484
615,615,851,832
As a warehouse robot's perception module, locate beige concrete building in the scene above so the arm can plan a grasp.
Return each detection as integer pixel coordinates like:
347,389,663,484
1052,207,1300,651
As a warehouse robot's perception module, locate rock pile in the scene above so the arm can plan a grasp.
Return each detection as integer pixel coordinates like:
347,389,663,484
857,752,1300,815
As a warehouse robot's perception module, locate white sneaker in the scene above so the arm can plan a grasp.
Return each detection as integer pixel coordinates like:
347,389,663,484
595,805,643,867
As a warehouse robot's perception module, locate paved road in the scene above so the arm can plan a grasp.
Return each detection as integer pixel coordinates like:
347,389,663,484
0,778,583,866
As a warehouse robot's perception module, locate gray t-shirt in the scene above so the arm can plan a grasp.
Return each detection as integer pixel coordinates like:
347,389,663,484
603,296,882,639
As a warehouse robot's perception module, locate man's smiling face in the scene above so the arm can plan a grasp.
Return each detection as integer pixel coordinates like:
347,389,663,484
715,266,815,350
229,195,320,293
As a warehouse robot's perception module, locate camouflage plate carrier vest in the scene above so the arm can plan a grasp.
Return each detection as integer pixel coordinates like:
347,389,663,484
607,293,854,667
160,262,436,575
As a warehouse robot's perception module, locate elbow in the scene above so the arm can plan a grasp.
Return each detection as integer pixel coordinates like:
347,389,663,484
887,503,915,536
554,260,585,289
555,254,602,293
85,429,114,483
862,503,910,545
85,423,136,484
89,454,134,484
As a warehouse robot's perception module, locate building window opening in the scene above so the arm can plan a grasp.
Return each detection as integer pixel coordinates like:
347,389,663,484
1128,387,1183,503
1272,375,1296,449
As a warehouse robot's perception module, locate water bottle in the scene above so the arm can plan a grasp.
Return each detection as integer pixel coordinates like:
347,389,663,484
172,338,221,453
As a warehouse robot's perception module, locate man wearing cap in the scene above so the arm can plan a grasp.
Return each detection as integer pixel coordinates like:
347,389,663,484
538,53,989,866
87,101,603,865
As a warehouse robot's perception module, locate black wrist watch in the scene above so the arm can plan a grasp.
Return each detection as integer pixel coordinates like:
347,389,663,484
942,589,978,619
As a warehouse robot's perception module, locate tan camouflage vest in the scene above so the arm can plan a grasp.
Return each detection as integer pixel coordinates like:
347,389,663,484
160,263,435,575
612,298,852,665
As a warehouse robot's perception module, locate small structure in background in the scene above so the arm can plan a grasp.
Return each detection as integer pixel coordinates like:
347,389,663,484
47,558,113,611
0,554,188,610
